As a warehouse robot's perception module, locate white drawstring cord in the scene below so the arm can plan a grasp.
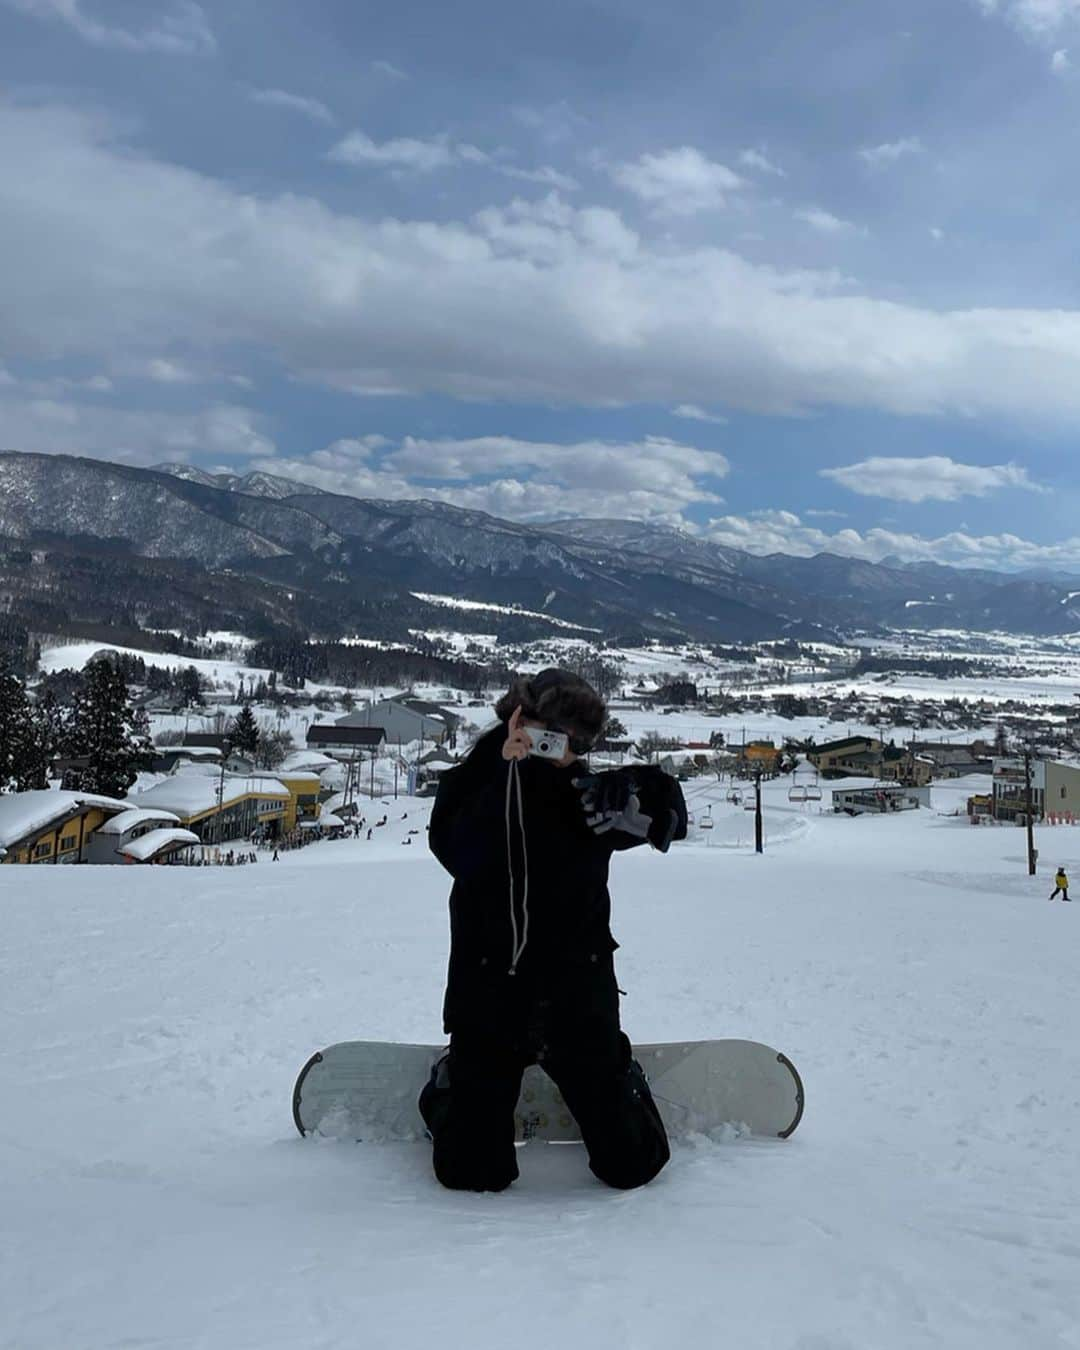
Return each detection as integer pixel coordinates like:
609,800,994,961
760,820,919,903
505,757,530,974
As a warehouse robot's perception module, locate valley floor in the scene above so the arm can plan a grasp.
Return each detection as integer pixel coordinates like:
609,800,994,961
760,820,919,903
2,783,1078,1349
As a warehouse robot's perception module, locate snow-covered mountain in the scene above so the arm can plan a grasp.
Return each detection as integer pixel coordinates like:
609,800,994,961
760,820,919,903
2,450,1079,639
151,463,332,501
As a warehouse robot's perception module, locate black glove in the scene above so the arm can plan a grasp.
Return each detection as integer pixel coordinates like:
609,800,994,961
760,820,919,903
572,771,653,839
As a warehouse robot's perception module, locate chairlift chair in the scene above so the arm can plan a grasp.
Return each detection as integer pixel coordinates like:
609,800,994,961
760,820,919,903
788,785,807,803
806,781,823,802
726,787,743,805
699,811,714,831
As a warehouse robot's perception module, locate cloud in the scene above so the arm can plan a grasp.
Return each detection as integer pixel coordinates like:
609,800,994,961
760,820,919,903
371,60,407,80
1,0,215,53
672,404,727,425
1052,46,1071,67
858,137,924,167
145,358,197,384
975,0,1080,40
11,102,1080,426
702,507,1080,571
820,455,1047,503
610,147,744,215
795,205,861,234
328,129,575,187
512,101,587,145
739,148,785,177
497,164,580,191
328,130,460,172
0,367,112,395
251,433,729,524
0,388,275,462
248,88,335,126
474,193,639,265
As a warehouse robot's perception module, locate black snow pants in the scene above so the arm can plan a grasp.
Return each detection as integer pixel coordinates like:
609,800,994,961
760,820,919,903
418,956,670,1192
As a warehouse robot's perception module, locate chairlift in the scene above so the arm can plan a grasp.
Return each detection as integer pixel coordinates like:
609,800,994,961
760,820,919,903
726,787,743,805
788,785,808,803
806,781,823,802
699,808,715,831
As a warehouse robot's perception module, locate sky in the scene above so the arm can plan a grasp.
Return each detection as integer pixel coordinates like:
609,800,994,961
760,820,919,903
2,0,1080,573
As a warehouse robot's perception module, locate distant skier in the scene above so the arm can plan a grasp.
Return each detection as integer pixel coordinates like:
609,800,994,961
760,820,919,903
1049,867,1070,901
420,667,687,1193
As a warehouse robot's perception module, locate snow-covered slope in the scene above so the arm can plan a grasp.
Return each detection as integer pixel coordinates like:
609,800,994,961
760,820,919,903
1,787,1076,1347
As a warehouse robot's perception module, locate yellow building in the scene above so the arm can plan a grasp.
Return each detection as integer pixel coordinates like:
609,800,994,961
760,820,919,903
272,772,323,831
807,736,883,777
129,774,292,843
741,741,782,776
0,790,129,864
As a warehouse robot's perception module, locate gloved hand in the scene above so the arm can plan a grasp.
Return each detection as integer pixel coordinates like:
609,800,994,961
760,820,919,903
572,771,653,839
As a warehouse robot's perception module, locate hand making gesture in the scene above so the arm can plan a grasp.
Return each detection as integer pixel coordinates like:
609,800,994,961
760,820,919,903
501,705,533,761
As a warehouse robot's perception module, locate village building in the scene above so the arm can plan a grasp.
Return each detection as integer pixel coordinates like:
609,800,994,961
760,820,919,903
740,741,783,777
305,725,387,756
808,736,884,777
149,744,223,775
991,756,1080,823
909,741,994,778
335,696,460,746
0,790,129,864
85,806,198,864
129,773,294,843
831,783,932,815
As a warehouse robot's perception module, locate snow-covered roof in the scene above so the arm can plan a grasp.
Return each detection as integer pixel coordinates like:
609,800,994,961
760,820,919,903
278,750,336,773
273,771,322,785
0,790,128,848
130,775,289,819
320,791,355,816
95,807,182,836
119,828,200,861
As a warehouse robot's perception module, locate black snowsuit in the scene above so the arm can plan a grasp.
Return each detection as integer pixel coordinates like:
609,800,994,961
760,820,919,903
421,725,688,1191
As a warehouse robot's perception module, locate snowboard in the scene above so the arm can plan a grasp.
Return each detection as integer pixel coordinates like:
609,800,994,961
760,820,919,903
293,1039,804,1144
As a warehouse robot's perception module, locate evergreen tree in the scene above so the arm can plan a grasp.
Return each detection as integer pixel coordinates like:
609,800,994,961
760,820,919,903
229,703,259,756
178,665,204,708
0,662,30,792
16,690,66,791
254,726,293,769
65,661,151,798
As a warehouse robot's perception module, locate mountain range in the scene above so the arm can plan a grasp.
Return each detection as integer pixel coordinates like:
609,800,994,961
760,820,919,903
1,449,1078,644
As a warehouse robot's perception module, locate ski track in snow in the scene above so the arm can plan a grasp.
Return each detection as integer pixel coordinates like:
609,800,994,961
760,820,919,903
2,788,1079,1349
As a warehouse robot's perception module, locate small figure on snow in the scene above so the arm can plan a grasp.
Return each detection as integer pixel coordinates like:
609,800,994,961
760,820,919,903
420,668,687,1193
1050,866,1070,902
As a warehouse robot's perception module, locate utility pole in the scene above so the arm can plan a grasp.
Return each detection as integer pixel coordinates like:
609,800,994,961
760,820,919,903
1024,749,1037,876
754,767,764,854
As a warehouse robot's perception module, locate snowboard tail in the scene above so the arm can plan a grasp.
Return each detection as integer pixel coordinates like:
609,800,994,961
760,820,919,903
293,1039,804,1144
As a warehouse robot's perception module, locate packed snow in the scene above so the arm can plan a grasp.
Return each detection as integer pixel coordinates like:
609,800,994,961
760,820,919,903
3,774,1078,1348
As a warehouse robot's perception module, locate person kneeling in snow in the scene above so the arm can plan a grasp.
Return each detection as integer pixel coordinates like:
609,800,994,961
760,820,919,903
420,668,687,1192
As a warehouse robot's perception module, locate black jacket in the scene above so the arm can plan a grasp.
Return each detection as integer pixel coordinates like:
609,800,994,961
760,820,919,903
429,725,687,1029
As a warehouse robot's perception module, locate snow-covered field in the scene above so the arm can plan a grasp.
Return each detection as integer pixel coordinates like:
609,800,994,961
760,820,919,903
3,779,1078,1349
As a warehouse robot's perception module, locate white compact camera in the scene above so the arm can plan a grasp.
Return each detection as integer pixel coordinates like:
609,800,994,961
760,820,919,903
528,728,568,760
